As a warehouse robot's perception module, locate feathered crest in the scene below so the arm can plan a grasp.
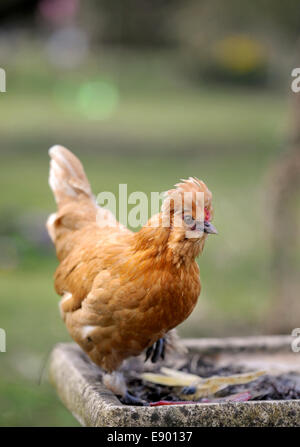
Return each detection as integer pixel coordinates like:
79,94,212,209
161,177,213,219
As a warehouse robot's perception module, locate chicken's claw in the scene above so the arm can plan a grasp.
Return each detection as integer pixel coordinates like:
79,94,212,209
122,391,148,406
145,338,165,363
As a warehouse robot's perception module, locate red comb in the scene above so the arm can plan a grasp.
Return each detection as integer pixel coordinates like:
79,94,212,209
204,207,211,222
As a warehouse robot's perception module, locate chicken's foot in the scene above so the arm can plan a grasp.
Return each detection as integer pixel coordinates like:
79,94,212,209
102,371,147,406
122,391,147,406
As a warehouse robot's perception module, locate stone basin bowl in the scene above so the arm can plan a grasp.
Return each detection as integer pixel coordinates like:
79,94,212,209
49,336,300,427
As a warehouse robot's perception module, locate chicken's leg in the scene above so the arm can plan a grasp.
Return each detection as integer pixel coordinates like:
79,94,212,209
145,338,165,363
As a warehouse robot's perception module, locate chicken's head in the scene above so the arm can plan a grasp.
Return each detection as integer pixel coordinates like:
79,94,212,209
161,177,217,256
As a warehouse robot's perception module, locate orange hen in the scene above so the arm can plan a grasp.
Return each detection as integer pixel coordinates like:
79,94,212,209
47,145,217,402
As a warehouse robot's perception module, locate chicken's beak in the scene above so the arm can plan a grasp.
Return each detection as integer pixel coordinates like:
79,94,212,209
204,221,218,234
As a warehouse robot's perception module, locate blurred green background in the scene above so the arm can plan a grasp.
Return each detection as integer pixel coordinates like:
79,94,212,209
0,0,299,426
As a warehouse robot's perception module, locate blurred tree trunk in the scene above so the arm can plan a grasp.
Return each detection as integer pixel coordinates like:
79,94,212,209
265,66,300,333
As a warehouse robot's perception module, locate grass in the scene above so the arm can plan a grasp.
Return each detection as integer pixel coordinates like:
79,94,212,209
0,48,288,425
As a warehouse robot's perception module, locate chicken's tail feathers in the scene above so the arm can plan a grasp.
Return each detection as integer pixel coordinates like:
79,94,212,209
48,145,92,206
47,145,126,248
47,145,97,245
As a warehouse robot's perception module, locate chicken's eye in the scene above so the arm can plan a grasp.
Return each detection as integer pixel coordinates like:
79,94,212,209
183,215,195,226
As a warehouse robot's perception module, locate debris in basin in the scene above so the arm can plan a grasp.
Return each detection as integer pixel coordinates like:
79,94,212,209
149,391,254,406
225,373,300,401
141,367,266,400
119,353,300,405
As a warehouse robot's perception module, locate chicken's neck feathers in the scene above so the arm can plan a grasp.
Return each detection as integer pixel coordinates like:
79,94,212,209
132,212,203,268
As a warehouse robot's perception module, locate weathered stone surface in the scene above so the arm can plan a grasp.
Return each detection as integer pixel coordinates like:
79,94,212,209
49,337,300,427
183,335,294,354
